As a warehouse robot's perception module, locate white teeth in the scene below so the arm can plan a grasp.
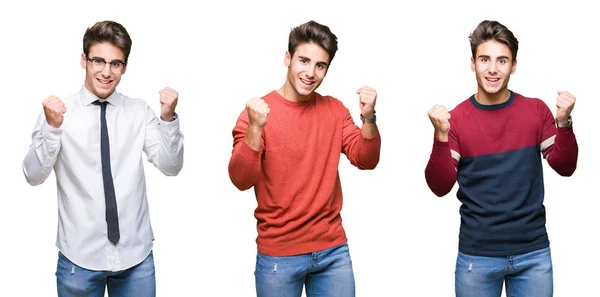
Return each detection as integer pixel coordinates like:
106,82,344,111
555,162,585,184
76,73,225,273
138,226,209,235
300,79,313,85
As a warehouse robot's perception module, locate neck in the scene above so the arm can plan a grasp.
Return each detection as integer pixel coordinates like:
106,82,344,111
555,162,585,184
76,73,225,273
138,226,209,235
474,88,510,105
277,82,312,103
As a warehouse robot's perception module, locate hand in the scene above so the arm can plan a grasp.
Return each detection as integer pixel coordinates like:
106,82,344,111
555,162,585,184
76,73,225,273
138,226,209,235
556,90,575,123
159,87,178,121
427,104,451,141
357,86,377,118
246,97,270,129
42,96,66,128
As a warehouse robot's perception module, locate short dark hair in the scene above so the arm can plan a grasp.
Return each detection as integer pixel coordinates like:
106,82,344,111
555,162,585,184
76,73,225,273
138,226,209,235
288,20,338,64
469,20,519,61
83,20,132,63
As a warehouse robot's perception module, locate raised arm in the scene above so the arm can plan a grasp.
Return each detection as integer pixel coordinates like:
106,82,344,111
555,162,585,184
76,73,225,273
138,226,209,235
424,104,458,197
143,87,184,176
341,86,381,170
22,96,66,186
228,98,269,191
540,91,578,176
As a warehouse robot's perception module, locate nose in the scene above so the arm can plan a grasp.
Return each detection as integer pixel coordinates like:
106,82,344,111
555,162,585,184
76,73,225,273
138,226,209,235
101,63,112,77
488,61,497,74
305,65,315,78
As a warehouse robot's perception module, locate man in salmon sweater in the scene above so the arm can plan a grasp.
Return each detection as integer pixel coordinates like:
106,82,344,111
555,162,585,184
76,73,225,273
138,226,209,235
228,20,381,297
425,20,578,297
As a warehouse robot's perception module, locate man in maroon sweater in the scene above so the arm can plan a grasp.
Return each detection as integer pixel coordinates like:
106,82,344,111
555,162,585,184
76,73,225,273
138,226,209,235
228,20,381,297
425,20,578,297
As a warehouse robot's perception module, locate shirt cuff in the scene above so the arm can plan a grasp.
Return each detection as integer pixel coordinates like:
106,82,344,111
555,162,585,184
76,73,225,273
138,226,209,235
160,113,180,133
41,121,62,140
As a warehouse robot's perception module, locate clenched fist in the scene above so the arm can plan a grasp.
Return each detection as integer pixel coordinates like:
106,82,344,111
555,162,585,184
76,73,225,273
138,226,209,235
159,87,178,121
427,104,451,142
556,90,576,123
246,97,270,129
357,86,377,118
42,96,67,128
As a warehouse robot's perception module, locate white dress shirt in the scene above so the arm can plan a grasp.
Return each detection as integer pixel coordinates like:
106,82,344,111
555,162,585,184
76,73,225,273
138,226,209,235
23,86,184,271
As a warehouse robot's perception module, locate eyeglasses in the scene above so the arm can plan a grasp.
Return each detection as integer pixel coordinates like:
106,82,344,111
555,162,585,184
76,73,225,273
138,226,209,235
87,57,126,72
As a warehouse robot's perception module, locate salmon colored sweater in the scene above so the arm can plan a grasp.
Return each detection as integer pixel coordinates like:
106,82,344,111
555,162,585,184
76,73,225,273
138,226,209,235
228,90,381,256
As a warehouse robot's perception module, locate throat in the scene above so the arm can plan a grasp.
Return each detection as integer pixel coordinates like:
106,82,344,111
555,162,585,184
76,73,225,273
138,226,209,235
476,89,510,105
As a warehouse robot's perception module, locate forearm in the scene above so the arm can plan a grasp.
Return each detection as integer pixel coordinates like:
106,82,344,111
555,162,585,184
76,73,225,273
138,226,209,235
228,140,262,190
361,122,377,139
424,138,457,197
547,127,578,176
348,127,381,170
145,114,184,176
244,125,263,151
22,122,61,186
157,119,184,176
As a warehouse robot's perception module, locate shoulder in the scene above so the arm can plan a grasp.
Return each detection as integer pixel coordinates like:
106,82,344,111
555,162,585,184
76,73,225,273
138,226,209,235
449,96,474,119
261,90,280,104
316,92,346,109
119,93,150,108
512,91,551,115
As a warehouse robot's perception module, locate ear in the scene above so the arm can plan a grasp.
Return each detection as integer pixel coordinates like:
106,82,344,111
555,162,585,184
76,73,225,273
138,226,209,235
470,56,475,72
511,59,517,74
81,53,87,69
284,51,291,67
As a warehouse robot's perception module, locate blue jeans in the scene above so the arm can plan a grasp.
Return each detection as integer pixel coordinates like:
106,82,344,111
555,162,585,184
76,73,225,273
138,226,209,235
255,242,355,297
455,247,553,297
56,251,156,297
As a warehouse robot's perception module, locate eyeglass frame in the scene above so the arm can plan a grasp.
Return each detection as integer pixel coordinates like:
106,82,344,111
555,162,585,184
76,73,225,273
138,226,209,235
86,56,127,71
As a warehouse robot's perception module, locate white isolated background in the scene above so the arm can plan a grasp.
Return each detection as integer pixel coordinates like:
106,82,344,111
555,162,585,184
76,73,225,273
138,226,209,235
1,0,597,296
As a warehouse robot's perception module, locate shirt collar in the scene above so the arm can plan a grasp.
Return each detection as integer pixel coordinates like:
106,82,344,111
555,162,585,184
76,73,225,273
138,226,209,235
79,85,122,107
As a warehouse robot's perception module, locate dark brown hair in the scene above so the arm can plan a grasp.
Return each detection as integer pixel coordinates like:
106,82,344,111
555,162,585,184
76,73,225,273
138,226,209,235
83,20,132,63
288,21,338,64
469,20,519,61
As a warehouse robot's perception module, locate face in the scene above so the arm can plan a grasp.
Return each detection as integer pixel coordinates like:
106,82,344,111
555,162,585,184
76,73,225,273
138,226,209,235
471,39,517,97
284,42,330,102
81,42,127,99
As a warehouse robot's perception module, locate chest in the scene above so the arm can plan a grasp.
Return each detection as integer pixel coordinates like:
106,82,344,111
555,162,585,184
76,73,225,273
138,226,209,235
456,109,542,158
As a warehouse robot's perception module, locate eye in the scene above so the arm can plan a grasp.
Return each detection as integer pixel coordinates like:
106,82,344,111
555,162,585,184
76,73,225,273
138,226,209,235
480,57,488,63
499,59,506,64
92,58,106,65
110,61,124,67
300,58,308,64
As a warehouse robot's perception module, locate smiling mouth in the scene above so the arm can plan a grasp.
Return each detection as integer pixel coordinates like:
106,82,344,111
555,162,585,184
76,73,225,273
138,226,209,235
300,78,315,86
486,77,500,83
97,78,113,85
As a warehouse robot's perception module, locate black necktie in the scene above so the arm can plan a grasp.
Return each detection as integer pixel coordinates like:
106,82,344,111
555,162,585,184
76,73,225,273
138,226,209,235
93,100,120,244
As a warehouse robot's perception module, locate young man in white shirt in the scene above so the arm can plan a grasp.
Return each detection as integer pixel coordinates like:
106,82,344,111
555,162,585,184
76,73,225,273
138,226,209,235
22,20,184,297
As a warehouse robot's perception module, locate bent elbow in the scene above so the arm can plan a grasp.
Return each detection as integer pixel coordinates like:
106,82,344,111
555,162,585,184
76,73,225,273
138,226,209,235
558,166,576,177
231,178,253,191
23,166,45,187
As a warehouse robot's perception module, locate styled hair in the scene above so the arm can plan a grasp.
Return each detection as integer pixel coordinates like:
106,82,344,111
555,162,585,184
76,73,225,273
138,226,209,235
469,20,519,61
288,20,338,64
83,20,132,63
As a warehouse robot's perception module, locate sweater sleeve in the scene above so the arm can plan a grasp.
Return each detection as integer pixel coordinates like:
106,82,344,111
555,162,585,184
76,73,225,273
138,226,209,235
424,126,459,197
539,101,578,176
340,107,381,170
228,109,264,191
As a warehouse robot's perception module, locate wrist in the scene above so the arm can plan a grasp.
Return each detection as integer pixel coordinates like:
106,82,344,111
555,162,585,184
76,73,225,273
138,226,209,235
161,112,177,122
248,123,264,133
555,116,572,127
360,110,376,123
434,131,449,142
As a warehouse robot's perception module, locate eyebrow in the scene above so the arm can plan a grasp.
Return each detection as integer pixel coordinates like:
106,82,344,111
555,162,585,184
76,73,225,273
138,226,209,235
477,55,510,60
298,55,329,67
90,56,125,63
